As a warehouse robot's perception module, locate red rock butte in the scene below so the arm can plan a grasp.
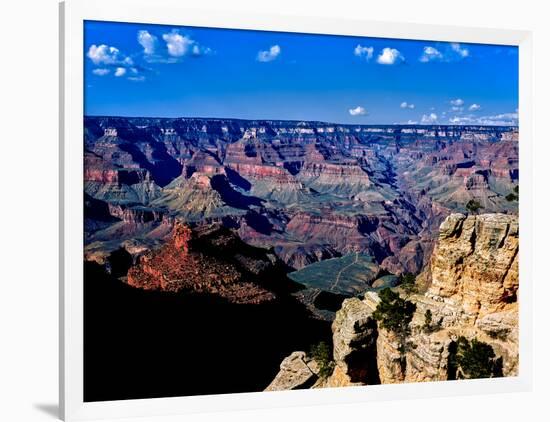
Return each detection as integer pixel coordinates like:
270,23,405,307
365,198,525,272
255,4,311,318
127,222,276,304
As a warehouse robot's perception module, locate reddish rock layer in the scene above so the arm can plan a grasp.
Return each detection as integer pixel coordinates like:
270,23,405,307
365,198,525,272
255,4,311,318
127,223,276,304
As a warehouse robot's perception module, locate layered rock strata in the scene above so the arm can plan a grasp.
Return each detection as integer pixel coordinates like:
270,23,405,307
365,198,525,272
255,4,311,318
267,213,519,388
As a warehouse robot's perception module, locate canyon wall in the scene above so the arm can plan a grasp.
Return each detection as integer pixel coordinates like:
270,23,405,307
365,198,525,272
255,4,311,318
84,117,518,276
266,213,519,390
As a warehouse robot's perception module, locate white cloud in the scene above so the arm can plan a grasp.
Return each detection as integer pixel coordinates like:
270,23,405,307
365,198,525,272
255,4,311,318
137,31,211,64
406,120,418,124
354,44,374,60
419,43,470,63
191,44,212,56
128,76,146,82
114,67,127,77
138,30,157,55
448,111,518,126
349,106,367,116
449,116,470,124
87,44,133,66
162,31,195,57
92,68,110,76
87,44,144,80
450,98,464,107
421,113,438,124
419,46,443,63
400,102,415,109
469,103,481,111
377,48,404,65
451,106,464,112
477,112,518,125
257,45,281,62
451,43,469,58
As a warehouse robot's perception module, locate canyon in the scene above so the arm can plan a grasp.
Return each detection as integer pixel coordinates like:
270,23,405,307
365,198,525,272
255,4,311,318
83,116,519,399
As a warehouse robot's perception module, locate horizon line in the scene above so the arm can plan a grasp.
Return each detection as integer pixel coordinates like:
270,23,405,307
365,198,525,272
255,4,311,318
84,115,519,128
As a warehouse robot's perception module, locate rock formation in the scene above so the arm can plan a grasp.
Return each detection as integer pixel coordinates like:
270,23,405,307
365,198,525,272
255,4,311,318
265,352,320,391
426,213,518,323
84,116,518,276
127,222,279,304
328,296,380,386
267,213,519,388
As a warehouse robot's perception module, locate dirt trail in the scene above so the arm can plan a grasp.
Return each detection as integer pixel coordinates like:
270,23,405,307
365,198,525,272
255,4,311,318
329,252,359,291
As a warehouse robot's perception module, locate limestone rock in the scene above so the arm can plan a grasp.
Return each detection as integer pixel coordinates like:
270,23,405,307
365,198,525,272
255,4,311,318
476,307,518,338
408,213,519,380
427,213,519,323
323,365,355,388
404,330,452,383
326,295,381,386
376,328,406,384
265,352,319,391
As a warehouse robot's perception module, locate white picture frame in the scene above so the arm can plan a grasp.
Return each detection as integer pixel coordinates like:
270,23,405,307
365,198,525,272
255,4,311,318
60,0,533,420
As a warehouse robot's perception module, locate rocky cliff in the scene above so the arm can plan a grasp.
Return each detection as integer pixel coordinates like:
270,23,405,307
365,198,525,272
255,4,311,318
266,213,519,390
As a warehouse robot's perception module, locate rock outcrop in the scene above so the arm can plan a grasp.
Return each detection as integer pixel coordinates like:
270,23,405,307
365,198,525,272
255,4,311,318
329,297,380,386
127,222,278,304
267,213,520,389
265,352,320,391
427,213,518,324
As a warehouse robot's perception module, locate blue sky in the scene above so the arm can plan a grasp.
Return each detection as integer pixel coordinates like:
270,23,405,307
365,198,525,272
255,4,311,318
84,20,519,125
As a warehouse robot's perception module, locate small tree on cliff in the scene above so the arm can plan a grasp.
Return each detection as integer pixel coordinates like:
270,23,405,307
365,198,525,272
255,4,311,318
466,199,483,214
373,288,417,372
422,309,442,333
309,341,335,379
423,309,433,332
398,273,418,299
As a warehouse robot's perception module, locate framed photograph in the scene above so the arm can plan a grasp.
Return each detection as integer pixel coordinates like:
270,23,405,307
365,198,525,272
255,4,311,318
60,0,533,420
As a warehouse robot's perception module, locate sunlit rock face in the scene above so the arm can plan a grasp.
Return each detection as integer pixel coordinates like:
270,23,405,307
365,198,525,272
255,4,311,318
427,213,519,323
267,213,519,389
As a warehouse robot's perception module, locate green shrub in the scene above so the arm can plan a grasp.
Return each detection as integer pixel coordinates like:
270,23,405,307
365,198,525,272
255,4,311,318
466,199,483,214
506,186,519,202
423,309,433,332
373,288,416,336
309,341,335,379
486,329,510,341
422,309,442,333
373,288,417,372
399,273,418,298
448,337,503,379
